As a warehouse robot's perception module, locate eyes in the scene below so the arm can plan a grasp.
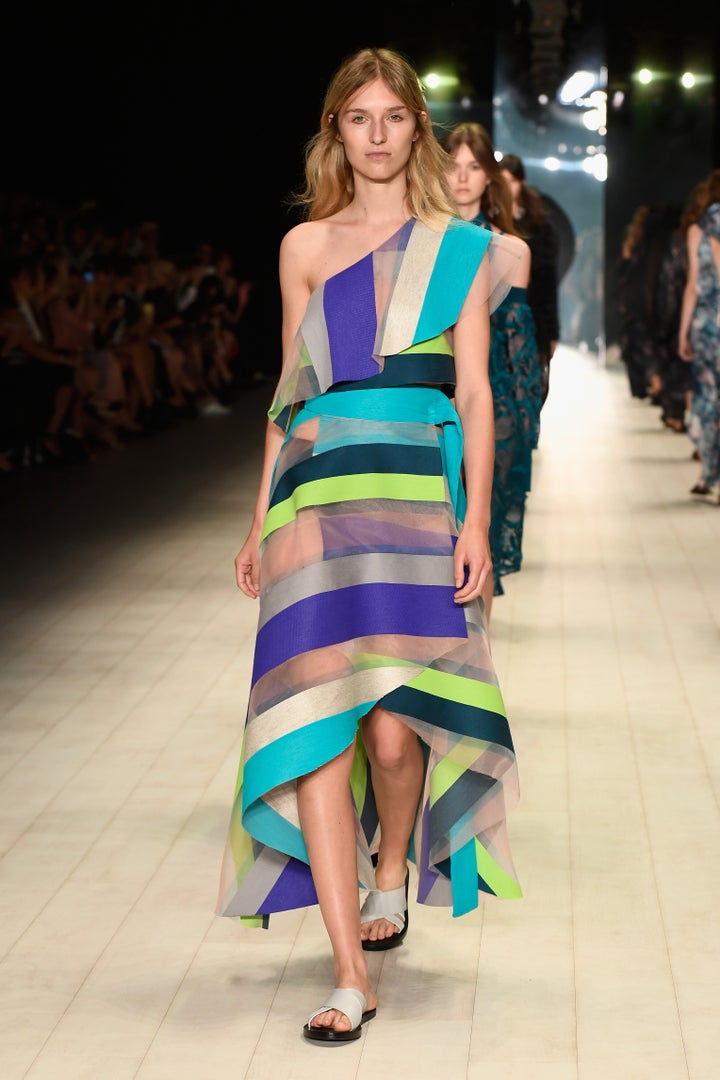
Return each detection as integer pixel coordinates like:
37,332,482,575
450,160,482,173
348,110,409,125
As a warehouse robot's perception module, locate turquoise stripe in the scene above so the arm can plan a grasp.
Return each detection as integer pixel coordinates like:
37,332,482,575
242,705,371,808
449,831,478,916
415,223,491,344
291,386,449,425
243,798,308,863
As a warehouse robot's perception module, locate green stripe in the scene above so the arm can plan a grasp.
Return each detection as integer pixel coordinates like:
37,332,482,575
431,756,464,807
262,473,446,539
476,838,523,899
401,332,452,356
349,737,368,816
408,666,506,716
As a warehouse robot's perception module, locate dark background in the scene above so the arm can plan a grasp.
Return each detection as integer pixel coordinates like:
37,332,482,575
4,1,719,355
4,1,497,276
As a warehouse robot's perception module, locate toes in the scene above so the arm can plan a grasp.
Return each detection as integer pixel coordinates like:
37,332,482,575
313,1009,350,1031
361,918,398,942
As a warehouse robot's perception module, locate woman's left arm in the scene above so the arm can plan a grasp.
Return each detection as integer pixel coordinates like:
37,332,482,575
451,261,495,604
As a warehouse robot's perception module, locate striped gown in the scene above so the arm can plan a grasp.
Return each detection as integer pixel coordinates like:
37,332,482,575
216,216,524,925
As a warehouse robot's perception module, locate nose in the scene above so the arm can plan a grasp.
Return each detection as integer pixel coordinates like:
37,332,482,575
369,121,387,144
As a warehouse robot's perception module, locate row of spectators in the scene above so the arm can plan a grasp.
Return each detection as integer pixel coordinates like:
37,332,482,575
0,194,269,473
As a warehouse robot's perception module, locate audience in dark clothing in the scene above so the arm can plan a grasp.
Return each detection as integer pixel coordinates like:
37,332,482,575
0,193,266,474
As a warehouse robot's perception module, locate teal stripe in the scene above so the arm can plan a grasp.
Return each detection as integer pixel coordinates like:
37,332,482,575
415,223,491,344
292,386,451,425
449,832,478,916
242,706,371,808
243,798,308,863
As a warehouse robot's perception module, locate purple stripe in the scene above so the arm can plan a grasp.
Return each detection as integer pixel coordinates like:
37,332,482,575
320,514,453,555
261,857,318,912
324,256,379,383
252,582,466,683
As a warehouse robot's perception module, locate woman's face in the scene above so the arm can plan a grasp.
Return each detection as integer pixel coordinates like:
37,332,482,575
336,77,420,186
447,143,488,218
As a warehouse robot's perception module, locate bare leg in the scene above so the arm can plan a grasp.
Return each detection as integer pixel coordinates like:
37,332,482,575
44,383,74,438
360,705,424,945
126,341,154,405
297,742,376,1033
160,346,194,404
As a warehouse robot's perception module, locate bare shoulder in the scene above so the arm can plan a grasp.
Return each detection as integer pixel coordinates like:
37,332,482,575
279,220,323,266
279,220,339,287
278,221,321,296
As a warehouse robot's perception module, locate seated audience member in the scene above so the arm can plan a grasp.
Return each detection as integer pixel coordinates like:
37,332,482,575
40,256,128,448
4,257,93,464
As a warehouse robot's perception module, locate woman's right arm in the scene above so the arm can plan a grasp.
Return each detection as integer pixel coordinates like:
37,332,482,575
678,224,700,361
234,224,313,598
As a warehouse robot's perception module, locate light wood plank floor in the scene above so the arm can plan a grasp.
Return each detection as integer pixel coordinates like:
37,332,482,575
1,346,718,1080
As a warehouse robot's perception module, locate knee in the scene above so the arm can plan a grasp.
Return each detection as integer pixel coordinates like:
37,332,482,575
363,715,414,772
369,742,407,772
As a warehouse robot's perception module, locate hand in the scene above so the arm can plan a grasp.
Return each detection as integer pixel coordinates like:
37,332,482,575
235,533,261,598
452,521,492,604
678,335,693,362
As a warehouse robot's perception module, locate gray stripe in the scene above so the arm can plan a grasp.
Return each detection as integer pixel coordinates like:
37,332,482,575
301,286,333,389
259,551,455,628
221,846,292,916
378,221,443,355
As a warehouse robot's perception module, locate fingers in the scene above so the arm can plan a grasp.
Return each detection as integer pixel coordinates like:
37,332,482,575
454,573,486,603
453,560,490,603
235,559,260,598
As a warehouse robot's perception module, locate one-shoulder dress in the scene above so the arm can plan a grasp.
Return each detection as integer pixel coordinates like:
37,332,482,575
216,216,524,926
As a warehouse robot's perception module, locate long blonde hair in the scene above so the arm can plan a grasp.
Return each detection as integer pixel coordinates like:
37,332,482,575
292,47,457,228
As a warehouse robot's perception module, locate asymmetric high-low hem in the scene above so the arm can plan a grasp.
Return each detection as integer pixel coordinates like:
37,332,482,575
216,216,524,926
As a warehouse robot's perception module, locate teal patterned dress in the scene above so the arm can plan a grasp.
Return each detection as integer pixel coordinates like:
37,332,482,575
687,202,720,487
472,214,542,596
216,216,525,928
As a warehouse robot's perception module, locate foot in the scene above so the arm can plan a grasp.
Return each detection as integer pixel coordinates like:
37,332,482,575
304,985,378,1041
662,416,686,432
690,481,711,496
360,862,409,950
